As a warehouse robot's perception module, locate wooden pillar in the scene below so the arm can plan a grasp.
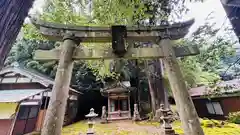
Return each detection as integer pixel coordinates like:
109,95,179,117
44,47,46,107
128,92,131,118
41,34,78,135
159,59,170,109
160,38,204,135
118,97,120,111
108,93,110,114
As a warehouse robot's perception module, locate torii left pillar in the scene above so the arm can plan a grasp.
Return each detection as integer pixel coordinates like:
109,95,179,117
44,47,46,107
41,34,79,135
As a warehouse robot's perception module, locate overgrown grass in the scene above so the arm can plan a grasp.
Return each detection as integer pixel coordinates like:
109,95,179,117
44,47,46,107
138,119,240,135
62,119,240,135
62,121,149,135
173,120,240,135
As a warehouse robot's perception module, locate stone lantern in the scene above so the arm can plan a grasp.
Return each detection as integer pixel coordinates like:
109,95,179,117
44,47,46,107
85,108,98,135
159,104,177,135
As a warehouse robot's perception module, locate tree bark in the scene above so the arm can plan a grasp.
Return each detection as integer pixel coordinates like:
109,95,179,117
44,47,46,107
160,38,204,135
0,0,34,68
147,75,157,114
41,35,77,135
147,59,168,114
145,60,157,114
153,59,167,109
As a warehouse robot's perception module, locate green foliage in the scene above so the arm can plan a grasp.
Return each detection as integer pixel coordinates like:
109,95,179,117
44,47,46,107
5,39,57,77
21,0,236,91
92,0,162,26
6,39,101,91
22,24,45,40
41,0,90,24
28,0,199,82
196,38,235,73
201,119,220,128
175,119,240,135
177,20,236,87
147,112,154,120
228,111,240,124
38,0,134,80
179,56,221,87
138,119,240,135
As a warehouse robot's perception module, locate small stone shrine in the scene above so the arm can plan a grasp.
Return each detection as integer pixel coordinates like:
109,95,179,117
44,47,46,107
101,81,134,121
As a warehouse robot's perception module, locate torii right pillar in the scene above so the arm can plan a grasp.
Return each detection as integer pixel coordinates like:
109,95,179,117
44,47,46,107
160,38,204,135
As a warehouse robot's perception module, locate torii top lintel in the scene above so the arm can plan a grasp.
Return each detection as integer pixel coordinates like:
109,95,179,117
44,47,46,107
30,18,194,43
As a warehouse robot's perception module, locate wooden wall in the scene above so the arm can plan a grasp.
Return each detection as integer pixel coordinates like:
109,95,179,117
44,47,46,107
193,96,240,120
0,119,13,135
221,96,240,115
35,110,46,131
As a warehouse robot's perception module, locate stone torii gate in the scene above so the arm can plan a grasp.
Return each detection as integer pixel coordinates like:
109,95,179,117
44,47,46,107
31,18,204,135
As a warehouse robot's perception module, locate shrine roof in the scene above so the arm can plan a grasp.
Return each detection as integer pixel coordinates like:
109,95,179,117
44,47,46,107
189,79,240,98
0,63,82,95
104,87,129,93
0,89,46,103
100,82,134,94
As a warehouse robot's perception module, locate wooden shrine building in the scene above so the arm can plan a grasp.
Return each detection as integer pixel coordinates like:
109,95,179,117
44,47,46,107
0,64,81,135
101,81,134,120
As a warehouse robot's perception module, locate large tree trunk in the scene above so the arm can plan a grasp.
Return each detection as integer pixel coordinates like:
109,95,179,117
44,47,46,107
146,59,167,109
147,74,157,114
153,59,167,109
0,0,34,67
145,60,157,114
145,59,167,115
144,0,171,116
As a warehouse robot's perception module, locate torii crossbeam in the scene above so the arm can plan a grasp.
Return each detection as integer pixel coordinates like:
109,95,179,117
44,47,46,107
31,18,204,135
32,19,199,60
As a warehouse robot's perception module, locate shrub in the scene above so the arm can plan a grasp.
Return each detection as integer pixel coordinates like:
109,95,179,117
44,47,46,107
228,111,240,124
211,120,222,127
202,119,214,127
147,112,154,120
200,119,223,128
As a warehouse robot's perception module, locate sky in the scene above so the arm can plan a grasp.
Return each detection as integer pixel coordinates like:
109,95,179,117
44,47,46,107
29,0,234,38
186,0,228,30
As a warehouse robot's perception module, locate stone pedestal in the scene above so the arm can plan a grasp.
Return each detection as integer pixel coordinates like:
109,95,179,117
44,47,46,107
160,117,177,135
86,122,95,135
160,128,176,135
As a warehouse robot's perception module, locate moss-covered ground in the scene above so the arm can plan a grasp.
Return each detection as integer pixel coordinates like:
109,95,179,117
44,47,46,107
62,119,240,135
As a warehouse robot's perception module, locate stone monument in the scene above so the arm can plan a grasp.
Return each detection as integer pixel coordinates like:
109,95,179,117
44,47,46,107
132,104,141,121
101,106,107,124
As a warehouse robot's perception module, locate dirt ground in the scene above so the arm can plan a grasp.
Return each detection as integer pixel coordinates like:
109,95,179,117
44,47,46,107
114,121,163,134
